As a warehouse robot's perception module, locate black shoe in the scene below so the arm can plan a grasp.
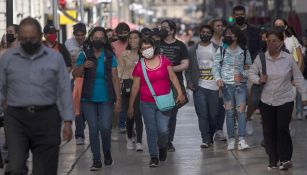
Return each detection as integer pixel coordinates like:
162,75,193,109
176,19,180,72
279,161,293,171
167,142,176,152
159,148,167,161
90,160,102,171
104,151,113,166
200,142,210,149
149,157,159,167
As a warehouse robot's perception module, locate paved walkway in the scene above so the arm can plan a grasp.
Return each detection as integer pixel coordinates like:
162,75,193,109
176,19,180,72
1,102,307,175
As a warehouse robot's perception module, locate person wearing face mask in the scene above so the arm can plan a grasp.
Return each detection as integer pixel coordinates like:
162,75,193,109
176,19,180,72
212,26,252,151
43,24,72,70
274,18,305,120
127,38,185,167
210,19,226,46
249,30,307,171
117,31,144,151
0,24,19,56
185,25,221,148
158,19,189,152
0,17,73,175
111,22,130,135
73,27,121,171
233,5,262,136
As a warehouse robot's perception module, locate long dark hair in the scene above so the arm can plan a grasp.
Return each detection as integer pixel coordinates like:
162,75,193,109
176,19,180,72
126,30,142,50
223,25,247,49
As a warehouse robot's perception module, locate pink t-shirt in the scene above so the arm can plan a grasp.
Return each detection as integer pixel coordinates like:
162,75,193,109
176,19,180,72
111,40,128,59
132,55,172,103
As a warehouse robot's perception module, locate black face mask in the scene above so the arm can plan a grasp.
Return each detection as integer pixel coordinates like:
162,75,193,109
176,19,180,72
21,40,41,55
235,16,246,26
118,35,128,42
92,40,104,49
274,26,285,33
200,34,212,43
222,36,234,45
6,34,16,43
159,29,169,39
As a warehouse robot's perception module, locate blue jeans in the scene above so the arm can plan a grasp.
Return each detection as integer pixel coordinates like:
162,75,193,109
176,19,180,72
193,87,218,143
118,94,129,129
222,84,247,139
140,101,171,157
82,101,113,161
216,95,225,130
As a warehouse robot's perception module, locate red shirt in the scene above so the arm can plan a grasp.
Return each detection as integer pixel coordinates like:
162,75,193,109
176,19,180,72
132,55,172,102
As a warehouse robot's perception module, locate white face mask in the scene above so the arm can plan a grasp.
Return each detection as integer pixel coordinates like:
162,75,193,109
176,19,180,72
142,47,154,59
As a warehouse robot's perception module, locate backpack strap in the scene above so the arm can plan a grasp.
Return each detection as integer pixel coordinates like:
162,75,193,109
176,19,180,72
258,52,266,75
243,49,247,65
219,46,226,66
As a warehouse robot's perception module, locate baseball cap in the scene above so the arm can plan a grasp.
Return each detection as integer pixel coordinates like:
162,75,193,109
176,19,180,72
43,24,58,34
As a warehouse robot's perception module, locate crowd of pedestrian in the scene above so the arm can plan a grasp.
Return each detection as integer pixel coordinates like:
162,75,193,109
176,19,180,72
0,4,307,174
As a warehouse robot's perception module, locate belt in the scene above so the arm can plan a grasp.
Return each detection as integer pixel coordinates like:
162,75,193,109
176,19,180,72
11,105,56,113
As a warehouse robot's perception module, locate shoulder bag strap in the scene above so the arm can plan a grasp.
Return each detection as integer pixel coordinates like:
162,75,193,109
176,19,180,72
141,58,157,100
259,52,266,75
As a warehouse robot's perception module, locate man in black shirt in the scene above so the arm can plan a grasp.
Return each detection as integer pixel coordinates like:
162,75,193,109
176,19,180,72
233,5,261,136
159,19,189,152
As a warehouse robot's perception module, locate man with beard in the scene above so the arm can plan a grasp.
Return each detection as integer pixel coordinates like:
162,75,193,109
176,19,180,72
158,19,189,152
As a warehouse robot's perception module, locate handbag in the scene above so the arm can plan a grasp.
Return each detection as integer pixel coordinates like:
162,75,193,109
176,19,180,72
251,52,266,108
141,58,175,111
121,79,133,95
171,82,189,109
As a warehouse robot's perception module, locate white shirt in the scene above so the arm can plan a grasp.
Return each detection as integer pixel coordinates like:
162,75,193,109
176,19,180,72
284,35,301,54
65,37,82,54
197,43,219,90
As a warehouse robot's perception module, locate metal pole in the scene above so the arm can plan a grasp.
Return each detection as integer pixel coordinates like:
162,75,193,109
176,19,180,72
80,0,85,23
6,0,13,27
109,0,113,28
52,0,59,28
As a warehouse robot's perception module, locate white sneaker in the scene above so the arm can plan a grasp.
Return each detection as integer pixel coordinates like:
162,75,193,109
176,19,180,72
238,138,249,151
246,120,254,135
76,137,85,145
126,138,135,150
227,138,235,151
136,143,143,152
214,130,227,141
112,135,119,141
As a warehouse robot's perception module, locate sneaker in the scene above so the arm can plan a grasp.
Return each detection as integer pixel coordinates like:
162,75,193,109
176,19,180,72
159,148,167,161
111,135,119,141
149,157,159,167
246,120,254,135
227,138,236,151
126,138,135,150
200,142,210,149
104,151,113,166
76,137,85,145
297,113,303,120
214,130,227,141
136,143,143,152
167,142,176,152
279,161,293,171
238,138,249,151
90,160,102,171
267,165,278,171
119,128,127,134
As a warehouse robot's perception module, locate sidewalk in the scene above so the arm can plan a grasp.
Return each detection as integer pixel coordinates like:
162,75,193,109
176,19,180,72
1,103,307,175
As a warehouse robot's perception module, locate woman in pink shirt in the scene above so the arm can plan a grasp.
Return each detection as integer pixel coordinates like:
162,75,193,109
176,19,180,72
128,38,185,167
